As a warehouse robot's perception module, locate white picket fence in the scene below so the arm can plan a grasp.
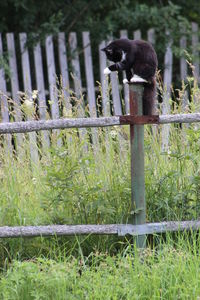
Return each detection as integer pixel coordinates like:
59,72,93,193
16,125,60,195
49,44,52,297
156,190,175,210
0,24,199,159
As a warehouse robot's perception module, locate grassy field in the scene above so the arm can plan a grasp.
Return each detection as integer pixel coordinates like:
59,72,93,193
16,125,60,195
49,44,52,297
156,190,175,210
0,76,200,298
1,234,200,299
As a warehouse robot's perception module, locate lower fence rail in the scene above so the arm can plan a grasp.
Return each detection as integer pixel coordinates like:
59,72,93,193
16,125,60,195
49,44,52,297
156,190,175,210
0,221,200,238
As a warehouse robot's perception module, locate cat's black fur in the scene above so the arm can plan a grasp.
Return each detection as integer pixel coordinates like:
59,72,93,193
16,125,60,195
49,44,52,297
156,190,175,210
101,38,158,115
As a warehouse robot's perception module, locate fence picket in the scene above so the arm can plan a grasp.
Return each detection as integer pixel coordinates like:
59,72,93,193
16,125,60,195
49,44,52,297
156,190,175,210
192,22,199,83
68,32,83,103
45,35,59,119
99,40,111,154
180,29,188,110
19,33,39,163
58,32,71,111
0,34,12,153
162,32,173,151
110,71,122,115
99,40,110,117
45,35,61,146
69,32,87,144
6,33,23,152
120,30,129,114
82,32,96,118
33,41,50,148
147,28,155,45
82,32,99,148
133,30,141,40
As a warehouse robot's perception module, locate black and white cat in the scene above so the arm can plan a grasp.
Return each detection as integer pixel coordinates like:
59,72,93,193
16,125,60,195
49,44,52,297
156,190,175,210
101,38,158,115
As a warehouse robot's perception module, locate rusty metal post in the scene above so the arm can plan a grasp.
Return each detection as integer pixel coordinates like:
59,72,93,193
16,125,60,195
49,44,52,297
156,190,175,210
129,83,146,248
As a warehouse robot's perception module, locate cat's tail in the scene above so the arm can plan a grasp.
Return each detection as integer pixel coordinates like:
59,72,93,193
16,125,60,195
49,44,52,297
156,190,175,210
143,77,156,115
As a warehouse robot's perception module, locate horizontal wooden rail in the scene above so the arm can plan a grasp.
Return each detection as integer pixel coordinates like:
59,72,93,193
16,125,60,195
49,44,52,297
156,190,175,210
1,113,200,134
0,117,120,134
0,221,200,238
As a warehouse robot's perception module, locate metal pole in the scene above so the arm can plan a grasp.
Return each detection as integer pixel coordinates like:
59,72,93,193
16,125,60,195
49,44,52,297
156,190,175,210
129,83,146,248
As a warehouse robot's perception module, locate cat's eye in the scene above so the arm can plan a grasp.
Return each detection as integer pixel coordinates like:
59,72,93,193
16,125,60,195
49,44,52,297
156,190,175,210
106,49,112,54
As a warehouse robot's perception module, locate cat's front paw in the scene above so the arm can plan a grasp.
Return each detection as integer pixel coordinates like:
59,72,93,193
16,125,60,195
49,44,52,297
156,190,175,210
123,78,129,84
104,67,111,75
130,75,147,83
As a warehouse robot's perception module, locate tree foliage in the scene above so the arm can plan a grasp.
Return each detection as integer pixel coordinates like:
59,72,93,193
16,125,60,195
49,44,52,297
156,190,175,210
0,0,199,49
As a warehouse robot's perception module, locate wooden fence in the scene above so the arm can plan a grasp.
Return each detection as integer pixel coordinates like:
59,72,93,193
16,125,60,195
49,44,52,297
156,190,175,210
1,82,200,248
0,24,200,158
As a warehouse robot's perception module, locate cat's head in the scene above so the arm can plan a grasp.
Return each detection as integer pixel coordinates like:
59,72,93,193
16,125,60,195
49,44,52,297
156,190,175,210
101,43,122,63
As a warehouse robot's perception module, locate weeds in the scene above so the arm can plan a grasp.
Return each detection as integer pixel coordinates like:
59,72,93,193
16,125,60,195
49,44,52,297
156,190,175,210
0,72,200,298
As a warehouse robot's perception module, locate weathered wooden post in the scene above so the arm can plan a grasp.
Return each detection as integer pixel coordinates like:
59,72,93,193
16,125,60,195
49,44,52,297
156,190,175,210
129,82,146,248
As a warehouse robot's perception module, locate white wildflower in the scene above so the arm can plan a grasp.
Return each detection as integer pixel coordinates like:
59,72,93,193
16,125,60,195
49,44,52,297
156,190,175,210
24,99,33,108
32,90,38,100
110,130,118,138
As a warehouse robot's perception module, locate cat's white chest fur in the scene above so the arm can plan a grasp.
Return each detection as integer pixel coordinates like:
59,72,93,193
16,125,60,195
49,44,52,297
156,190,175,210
121,51,126,61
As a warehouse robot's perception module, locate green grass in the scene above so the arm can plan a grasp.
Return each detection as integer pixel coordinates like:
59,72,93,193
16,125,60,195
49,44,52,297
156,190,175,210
0,76,200,298
1,233,200,300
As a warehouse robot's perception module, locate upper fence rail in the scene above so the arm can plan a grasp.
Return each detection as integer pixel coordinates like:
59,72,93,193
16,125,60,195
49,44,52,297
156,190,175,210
0,25,199,155
0,112,200,135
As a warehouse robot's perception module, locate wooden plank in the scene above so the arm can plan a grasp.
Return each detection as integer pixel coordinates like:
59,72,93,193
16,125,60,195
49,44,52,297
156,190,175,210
2,113,200,135
133,30,141,40
120,30,129,114
99,40,110,117
45,35,59,119
110,72,122,114
108,37,123,151
147,28,155,45
147,28,158,127
0,221,200,238
69,32,87,143
20,33,39,164
33,41,50,148
45,35,61,146
0,224,119,238
99,40,110,153
180,27,188,110
82,31,99,148
106,36,122,116
180,35,187,82
107,36,122,116
162,32,173,151
159,113,200,124
82,32,97,117
192,22,199,83
68,32,83,104
6,33,21,119
0,33,12,153
0,116,121,134
58,32,71,111
6,33,23,151
19,33,32,96
129,84,146,248
118,221,200,236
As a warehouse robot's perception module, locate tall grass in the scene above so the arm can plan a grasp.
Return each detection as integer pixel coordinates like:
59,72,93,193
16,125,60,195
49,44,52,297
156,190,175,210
0,73,200,286
1,233,200,299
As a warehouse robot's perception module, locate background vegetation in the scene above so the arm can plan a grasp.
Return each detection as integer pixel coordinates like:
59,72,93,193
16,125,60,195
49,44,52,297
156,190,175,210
0,78,199,297
0,1,199,42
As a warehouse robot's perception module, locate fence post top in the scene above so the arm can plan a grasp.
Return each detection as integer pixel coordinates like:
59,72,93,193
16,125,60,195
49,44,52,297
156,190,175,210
129,82,145,93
